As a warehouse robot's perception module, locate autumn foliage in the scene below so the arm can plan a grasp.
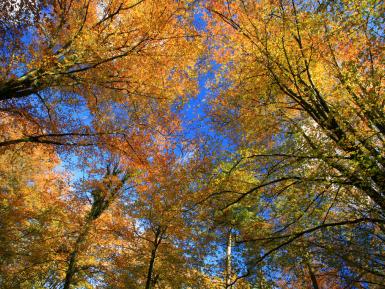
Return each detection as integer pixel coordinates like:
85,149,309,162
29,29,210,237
0,0,384,288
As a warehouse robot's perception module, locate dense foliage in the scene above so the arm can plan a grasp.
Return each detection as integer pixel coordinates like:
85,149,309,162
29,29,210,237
0,0,384,288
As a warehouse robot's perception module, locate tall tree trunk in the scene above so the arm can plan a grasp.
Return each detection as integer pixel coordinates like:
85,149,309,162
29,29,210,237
0,71,41,101
63,163,126,289
63,252,77,289
63,222,91,289
145,226,163,289
145,248,158,289
225,229,232,289
306,262,319,289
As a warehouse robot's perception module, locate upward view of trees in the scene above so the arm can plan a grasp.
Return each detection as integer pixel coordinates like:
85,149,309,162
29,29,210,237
0,0,384,288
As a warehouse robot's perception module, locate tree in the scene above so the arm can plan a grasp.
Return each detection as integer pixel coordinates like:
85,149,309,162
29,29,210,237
62,162,130,289
0,3,204,284
208,0,385,210
2,0,384,287
104,142,216,288
0,126,74,288
0,0,201,150
206,0,385,287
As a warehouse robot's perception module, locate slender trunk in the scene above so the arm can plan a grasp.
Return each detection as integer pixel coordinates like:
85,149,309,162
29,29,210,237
225,229,232,289
63,164,125,289
63,252,77,289
306,262,319,289
145,247,158,289
63,221,91,289
144,226,164,289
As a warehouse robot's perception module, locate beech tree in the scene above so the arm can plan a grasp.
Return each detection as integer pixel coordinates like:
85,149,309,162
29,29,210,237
62,162,130,289
0,0,200,150
208,0,384,211
206,0,385,287
0,128,74,288
103,141,215,288
1,0,384,288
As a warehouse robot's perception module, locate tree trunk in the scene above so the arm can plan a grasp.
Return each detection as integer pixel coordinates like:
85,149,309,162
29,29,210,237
63,222,91,289
145,248,157,289
145,226,163,289
225,229,232,289
306,262,319,289
0,71,40,101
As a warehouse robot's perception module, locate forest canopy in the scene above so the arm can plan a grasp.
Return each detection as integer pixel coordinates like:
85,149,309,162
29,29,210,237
0,0,384,288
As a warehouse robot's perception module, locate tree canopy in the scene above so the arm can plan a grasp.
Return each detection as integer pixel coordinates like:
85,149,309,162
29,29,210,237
0,0,384,288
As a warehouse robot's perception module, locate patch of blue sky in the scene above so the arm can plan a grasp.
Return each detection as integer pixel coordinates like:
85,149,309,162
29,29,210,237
177,5,236,155
178,59,236,156
193,9,207,32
